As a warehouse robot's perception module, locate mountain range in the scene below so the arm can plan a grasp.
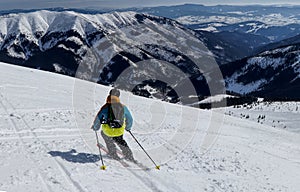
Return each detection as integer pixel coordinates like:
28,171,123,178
222,41,300,100
128,4,300,64
0,10,216,104
0,5,299,102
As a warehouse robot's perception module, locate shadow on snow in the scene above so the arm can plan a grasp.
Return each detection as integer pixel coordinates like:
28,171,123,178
48,149,100,163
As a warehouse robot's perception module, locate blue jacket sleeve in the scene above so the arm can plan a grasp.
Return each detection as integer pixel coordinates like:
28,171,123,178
124,106,133,131
92,107,108,131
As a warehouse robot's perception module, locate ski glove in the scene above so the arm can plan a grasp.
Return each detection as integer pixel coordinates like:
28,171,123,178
124,106,133,131
92,125,100,131
92,113,103,131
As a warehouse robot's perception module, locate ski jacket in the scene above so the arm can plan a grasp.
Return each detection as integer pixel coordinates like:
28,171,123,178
92,95,133,137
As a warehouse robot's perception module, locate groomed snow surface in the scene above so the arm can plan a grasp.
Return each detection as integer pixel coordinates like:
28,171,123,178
0,62,300,192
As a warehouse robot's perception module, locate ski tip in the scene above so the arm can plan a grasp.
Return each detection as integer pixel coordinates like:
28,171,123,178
155,165,160,170
100,165,107,170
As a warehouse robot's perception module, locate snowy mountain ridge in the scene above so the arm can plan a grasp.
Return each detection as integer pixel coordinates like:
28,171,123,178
129,4,300,42
128,4,300,65
222,43,300,99
1,8,300,101
0,10,219,104
0,10,143,59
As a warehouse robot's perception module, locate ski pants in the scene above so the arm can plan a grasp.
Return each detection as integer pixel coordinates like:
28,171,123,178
101,131,133,158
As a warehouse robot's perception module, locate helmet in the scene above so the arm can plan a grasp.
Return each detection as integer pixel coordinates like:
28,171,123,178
109,88,120,97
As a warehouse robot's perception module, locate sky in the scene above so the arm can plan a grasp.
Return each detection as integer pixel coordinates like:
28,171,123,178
0,0,300,11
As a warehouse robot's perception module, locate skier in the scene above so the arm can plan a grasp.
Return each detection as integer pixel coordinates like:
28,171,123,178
92,88,135,162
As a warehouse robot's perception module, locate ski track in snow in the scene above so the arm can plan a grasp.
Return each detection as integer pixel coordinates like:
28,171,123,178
1,62,300,192
0,92,86,192
1,91,166,192
0,65,186,192
0,93,54,192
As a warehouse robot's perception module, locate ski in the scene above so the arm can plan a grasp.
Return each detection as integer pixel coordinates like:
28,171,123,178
110,147,152,171
123,159,151,171
96,143,131,168
110,158,131,168
96,142,154,170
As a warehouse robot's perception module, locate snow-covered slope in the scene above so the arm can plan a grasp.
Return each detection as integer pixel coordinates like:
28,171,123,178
1,62,300,191
222,43,300,99
226,101,300,132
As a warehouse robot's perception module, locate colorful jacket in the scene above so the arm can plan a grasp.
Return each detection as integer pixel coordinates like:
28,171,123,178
92,95,133,137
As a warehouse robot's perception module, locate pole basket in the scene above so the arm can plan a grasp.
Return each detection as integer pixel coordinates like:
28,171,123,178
100,165,107,170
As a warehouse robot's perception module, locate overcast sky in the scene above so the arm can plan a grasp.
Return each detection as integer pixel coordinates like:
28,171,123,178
1,0,300,11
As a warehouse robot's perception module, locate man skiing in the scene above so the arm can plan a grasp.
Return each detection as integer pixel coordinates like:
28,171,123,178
92,88,135,162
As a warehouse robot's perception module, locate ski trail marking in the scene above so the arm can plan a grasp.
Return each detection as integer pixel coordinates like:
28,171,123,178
0,94,54,192
1,93,86,192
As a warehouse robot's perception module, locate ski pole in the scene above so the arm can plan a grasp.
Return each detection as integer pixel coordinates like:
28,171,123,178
95,131,106,170
128,131,160,170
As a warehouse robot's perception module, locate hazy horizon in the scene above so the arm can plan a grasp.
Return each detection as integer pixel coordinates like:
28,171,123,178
1,0,300,11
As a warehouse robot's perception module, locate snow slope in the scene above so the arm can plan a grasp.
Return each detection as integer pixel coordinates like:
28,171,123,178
1,62,300,192
226,101,300,133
